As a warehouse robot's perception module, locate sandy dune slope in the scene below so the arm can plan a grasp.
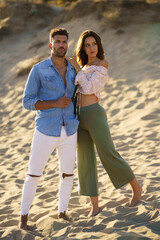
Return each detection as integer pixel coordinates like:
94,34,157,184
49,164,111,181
0,3,160,239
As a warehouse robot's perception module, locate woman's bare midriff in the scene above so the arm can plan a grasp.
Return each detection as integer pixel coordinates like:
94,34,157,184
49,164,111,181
79,93,98,107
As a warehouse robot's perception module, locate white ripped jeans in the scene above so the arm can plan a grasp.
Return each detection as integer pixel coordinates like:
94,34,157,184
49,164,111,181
20,127,77,215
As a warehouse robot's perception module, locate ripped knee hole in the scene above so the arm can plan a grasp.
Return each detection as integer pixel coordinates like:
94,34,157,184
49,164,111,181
62,173,74,179
27,174,40,177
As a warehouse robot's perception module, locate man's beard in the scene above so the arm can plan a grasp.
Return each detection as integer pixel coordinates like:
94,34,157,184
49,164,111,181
53,47,67,57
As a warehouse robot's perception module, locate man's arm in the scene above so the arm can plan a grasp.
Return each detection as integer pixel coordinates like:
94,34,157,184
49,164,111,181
35,92,71,110
23,66,41,110
23,66,71,110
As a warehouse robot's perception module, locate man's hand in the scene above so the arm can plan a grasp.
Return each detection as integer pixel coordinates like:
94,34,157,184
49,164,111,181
56,92,71,108
35,92,71,110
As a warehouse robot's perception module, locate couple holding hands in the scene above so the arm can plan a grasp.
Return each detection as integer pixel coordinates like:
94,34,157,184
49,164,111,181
20,28,142,230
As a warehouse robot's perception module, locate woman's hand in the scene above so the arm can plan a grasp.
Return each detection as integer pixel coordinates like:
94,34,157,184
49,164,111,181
66,57,81,73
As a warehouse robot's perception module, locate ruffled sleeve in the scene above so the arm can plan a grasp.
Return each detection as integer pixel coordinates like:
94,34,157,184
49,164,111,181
90,66,109,94
75,66,109,97
75,71,94,93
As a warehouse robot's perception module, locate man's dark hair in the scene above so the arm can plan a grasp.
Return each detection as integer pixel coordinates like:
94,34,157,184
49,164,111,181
49,28,69,42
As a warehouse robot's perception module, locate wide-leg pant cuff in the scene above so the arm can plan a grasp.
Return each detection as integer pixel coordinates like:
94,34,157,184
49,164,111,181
113,175,135,189
79,190,98,197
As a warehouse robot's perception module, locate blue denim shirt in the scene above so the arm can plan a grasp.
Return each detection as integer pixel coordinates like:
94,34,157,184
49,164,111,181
23,57,79,137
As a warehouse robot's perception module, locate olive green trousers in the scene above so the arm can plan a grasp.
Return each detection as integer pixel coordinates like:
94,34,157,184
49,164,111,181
77,103,135,196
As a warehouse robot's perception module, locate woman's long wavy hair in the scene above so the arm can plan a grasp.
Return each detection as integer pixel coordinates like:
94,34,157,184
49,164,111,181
76,30,105,67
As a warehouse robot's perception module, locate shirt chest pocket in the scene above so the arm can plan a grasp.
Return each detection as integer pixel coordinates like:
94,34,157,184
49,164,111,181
68,77,75,90
45,76,58,90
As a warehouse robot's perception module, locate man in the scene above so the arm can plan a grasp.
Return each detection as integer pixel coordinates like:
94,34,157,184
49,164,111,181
20,28,79,230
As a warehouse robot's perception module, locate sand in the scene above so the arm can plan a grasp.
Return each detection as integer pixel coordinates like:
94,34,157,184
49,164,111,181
0,7,160,240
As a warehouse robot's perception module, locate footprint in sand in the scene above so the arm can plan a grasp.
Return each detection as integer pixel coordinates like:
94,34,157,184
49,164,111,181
114,220,131,229
136,103,145,109
0,219,19,227
30,211,50,222
147,221,160,233
141,114,158,120
38,193,53,200
52,220,70,231
0,207,13,215
110,108,120,117
124,100,137,108
82,224,106,232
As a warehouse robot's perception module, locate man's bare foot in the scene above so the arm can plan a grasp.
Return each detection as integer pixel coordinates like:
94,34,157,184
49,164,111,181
20,214,28,230
58,211,69,220
88,208,100,217
129,185,142,207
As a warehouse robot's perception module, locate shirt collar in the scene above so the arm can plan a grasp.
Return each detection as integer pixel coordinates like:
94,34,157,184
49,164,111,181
48,57,74,71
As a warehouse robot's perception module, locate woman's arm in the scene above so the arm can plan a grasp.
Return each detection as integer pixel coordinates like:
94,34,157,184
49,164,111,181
97,59,109,69
66,57,81,73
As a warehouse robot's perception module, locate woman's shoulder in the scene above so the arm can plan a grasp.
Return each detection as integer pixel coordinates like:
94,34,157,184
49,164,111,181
97,59,108,69
83,60,108,70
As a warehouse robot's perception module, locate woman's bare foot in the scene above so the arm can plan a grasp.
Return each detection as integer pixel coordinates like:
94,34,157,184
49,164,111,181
88,207,100,217
20,214,28,230
129,178,142,207
89,196,100,216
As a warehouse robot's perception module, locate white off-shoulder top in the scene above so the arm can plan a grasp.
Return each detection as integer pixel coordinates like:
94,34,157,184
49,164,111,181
75,65,109,99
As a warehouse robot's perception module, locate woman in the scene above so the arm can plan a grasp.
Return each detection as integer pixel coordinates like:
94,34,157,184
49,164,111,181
68,30,142,217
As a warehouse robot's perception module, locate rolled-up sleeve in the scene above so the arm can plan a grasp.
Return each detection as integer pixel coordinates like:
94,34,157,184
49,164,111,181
22,66,40,110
